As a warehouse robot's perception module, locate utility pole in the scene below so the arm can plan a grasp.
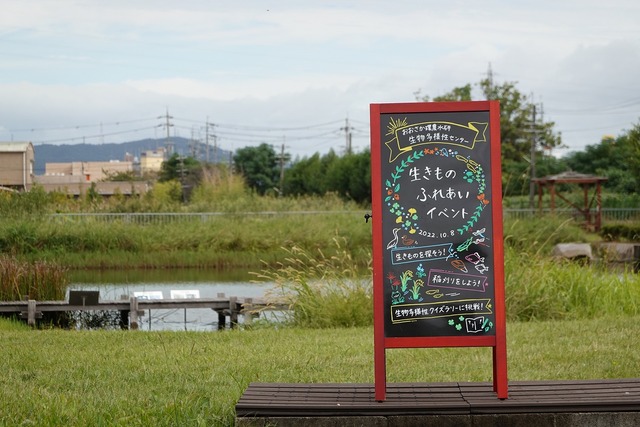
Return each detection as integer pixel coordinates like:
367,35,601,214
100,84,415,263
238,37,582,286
529,104,538,210
278,139,286,196
213,133,218,164
178,155,187,203
189,127,198,158
341,118,353,155
206,121,218,164
486,63,495,97
159,109,174,157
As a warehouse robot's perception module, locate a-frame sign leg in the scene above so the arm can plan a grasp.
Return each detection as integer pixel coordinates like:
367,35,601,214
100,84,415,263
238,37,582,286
374,341,386,401
493,330,508,399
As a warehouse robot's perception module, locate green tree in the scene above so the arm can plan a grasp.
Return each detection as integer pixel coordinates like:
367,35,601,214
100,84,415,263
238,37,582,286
478,78,561,163
629,122,640,187
233,143,280,195
565,127,640,194
284,150,338,196
324,150,371,204
418,83,473,102
158,154,202,202
417,75,562,195
158,154,201,184
283,149,371,203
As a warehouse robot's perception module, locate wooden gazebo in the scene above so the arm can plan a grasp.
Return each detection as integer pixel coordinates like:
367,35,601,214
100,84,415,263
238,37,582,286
532,171,608,231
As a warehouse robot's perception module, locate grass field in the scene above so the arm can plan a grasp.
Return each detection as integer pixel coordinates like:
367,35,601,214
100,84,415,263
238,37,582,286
1,192,639,425
1,316,639,426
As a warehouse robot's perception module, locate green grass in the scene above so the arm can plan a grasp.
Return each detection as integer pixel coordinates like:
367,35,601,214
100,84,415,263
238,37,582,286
505,247,640,321
0,211,373,270
0,316,638,426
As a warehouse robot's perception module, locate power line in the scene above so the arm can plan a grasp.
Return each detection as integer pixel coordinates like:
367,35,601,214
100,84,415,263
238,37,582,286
8,117,158,133
5,113,375,158
30,125,160,144
545,96,640,115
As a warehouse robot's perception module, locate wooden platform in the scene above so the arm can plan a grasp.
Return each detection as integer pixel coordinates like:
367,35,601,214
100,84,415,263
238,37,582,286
0,296,281,329
236,379,640,425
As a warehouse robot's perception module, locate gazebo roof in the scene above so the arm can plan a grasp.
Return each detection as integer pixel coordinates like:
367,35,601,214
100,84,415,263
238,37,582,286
532,171,608,184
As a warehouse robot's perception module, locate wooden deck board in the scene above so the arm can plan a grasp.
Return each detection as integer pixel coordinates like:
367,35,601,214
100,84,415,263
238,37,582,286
236,379,640,418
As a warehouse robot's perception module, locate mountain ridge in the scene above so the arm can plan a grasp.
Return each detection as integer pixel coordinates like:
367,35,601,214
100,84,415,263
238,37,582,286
32,137,230,174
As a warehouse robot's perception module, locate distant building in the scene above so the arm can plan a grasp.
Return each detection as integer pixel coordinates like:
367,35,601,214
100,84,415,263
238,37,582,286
43,160,133,182
35,160,148,196
140,148,166,175
0,141,35,191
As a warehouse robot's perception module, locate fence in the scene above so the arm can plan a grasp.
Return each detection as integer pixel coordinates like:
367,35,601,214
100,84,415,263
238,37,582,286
48,211,366,225
503,208,640,222
48,209,640,225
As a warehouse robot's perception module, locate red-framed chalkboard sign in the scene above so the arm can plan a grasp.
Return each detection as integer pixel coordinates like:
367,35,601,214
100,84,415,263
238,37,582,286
370,101,507,401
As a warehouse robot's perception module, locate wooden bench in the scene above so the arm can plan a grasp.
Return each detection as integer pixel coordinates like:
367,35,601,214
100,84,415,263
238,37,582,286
236,379,640,426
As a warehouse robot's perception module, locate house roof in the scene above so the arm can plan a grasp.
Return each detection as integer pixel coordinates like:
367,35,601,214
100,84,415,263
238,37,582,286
0,141,34,153
532,170,608,184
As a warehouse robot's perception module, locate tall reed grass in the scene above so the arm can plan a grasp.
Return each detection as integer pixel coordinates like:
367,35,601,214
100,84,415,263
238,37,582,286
503,216,593,256
0,255,68,300
252,216,638,327
505,248,640,321
502,216,640,320
254,238,373,328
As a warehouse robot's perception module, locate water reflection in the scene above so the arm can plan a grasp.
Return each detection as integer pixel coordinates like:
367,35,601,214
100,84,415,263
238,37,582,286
67,268,274,331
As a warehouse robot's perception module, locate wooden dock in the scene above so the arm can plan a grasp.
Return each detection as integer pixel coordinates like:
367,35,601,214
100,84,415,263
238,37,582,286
236,379,640,426
0,295,281,329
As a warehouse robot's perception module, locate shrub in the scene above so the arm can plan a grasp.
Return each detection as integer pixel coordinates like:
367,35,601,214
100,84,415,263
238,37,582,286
600,223,640,242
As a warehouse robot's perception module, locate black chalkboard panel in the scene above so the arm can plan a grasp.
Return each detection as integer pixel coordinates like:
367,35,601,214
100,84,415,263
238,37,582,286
378,110,496,338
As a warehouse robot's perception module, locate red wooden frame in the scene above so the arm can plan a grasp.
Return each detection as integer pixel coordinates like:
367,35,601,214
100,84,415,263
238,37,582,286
370,101,507,401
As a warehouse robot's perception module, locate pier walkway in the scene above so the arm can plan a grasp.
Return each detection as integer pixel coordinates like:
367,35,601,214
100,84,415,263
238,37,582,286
0,294,279,329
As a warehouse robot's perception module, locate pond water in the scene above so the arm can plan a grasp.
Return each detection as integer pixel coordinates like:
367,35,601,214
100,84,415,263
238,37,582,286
67,268,277,331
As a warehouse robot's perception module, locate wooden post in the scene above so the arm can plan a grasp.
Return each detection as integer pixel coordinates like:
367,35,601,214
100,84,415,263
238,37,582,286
183,307,187,331
119,294,129,330
129,297,139,330
583,184,591,229
216,310,226,330
244,298,253,327
27,300,37,327
119,310,129,329
537,183,544,215
229,296,238,329
215,292,226,330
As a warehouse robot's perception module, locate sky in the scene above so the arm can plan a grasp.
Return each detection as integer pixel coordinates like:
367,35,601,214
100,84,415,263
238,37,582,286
1,0,639,161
